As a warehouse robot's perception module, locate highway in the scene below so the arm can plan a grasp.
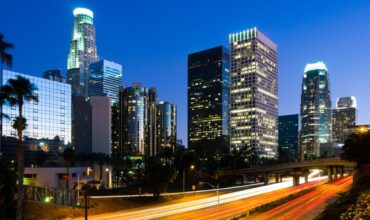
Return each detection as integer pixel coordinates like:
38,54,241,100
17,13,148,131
247,176,352,220
70,176,328,220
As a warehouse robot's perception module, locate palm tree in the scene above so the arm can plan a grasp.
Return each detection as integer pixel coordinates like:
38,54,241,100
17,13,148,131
0,33,14,67
63,147,74,189
0,75,38,220
96,153,110,182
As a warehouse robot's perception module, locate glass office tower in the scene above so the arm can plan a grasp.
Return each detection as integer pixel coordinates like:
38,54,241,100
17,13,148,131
88,59,123,105
229,28,278,158
157,101,177,151
0,70,72,165
300,62,332,159
188,46,230,151
332,96,357,144
119,83,157,156
278,114,299,162
67,7,98,97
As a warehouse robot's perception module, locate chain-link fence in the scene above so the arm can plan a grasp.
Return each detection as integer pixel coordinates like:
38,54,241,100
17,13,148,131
24,185,87,208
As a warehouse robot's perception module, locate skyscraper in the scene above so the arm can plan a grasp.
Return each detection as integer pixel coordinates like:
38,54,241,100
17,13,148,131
67,7,98,97
157,101,177,152
88,59,123,105
119,83,157,156
229,28,278,158
300,62,332,159
187,46,230,151
332,96,357,144
278,114,299,162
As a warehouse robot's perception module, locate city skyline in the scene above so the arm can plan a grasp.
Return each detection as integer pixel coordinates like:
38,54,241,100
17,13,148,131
2,1,370,146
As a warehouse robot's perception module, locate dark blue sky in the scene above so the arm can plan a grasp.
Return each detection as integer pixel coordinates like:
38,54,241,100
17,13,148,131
1,0,370,146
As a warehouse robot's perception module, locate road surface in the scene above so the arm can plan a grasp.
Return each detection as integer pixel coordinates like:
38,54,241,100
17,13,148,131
71,176,328,220
245,176,352,220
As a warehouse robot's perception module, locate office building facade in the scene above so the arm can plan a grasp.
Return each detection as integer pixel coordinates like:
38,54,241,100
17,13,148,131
300,62,332,159
188,46,230,151
72,96,92,155
278,114,299,162
67,7,98,97
157,101,177,151
119,83,157,156
229,28,278,158
332,96,357,144
0,70,72,165
88,60,123,105
91,96,112,155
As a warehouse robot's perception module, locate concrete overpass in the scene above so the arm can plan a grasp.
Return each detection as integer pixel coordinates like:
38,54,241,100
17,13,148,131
219,158,355,186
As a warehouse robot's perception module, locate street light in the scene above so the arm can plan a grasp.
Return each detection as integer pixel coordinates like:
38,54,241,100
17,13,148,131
199,181,219,220
105,168,109,188
183,164,195,193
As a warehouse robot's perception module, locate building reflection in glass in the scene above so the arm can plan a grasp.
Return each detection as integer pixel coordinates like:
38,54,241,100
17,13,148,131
0,70,72,166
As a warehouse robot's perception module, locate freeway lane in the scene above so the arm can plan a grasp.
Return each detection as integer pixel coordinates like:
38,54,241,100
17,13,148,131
247,176,352,220
71,176,327,220
160,177,327,220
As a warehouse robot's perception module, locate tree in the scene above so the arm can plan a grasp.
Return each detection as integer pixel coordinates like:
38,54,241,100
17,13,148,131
0,159,17,219
0,33,13,67
96,153,110,182
341,132,370,166
0,75,38,220
144,156,176,197
63,147,74,189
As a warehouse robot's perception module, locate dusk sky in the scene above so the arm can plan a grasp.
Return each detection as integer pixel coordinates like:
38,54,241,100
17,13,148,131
1,0,370,146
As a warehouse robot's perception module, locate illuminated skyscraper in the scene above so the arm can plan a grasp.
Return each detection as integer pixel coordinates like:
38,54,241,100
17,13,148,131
157,101,177,151
300,62,332,159
188,46,230,151
67,7,98,97
332,96,357,144
88,59,122,105
119,83,157,156
229,28,278,158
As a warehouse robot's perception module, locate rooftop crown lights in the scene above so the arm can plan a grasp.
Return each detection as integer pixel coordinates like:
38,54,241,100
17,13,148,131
73,8,94,18
304,62,327,73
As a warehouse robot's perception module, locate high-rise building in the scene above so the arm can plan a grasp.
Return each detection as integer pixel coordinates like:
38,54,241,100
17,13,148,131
72,96,92,155
91,96,112,155
229,28,278,158
300,62,332,159
43,69,64,82
119,83,157,156
88,60,123,105
157,101,177,152
278,114,299,162
187,46,230,151
0,69,72,165
332,96,357,144
67,7,98,97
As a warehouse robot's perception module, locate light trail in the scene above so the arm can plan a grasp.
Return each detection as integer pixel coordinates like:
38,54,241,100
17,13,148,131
252,176,352,220
70,176,328,220
89,182,264,199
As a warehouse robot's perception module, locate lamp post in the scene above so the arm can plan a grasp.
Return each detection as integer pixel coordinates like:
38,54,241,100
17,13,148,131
199,181,219,220
183,164,195,193
105,168,109,188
